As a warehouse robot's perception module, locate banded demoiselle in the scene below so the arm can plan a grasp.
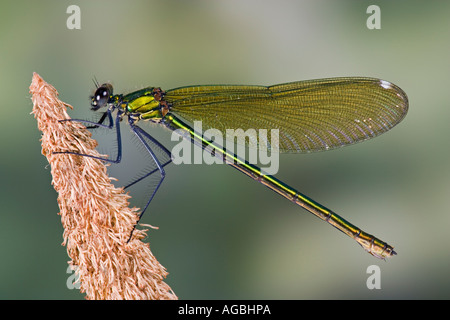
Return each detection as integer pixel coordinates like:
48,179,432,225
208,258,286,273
57,77,408,259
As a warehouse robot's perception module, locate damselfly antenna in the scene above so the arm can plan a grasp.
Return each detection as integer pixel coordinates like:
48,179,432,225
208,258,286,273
92,76,100,89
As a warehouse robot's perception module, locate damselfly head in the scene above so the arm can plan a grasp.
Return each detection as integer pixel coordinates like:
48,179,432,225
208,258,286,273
91,83,113,111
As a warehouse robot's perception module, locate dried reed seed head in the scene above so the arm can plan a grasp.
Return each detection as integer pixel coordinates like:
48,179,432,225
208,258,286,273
30,73,177,300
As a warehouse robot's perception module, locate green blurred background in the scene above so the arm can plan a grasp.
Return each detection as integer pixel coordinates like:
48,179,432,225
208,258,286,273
1,0,449,299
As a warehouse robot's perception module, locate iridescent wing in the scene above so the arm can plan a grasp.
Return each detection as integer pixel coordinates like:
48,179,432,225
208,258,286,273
165,77,408,153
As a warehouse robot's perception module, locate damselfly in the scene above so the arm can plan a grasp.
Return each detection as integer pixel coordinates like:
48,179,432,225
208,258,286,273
57,77,408,259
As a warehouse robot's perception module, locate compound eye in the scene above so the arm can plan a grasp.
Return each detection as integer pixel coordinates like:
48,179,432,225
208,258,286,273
91,83,113,110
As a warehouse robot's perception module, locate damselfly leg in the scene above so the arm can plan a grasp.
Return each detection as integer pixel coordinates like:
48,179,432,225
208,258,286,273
125,120,172,241
55,109,122,163
55,110,172,242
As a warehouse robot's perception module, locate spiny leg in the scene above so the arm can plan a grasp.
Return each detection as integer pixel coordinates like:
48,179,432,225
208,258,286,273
84,110,109,129
60,108,113,129
54,110,123,163
127,122,171,242
124,128,172,189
